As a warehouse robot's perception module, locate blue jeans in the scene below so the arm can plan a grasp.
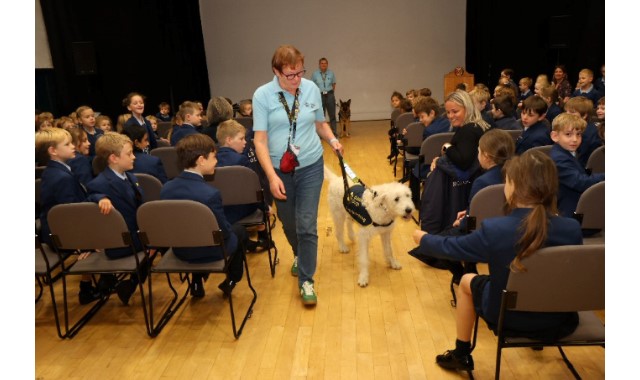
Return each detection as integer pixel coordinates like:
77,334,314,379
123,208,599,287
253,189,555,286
274,157,324,286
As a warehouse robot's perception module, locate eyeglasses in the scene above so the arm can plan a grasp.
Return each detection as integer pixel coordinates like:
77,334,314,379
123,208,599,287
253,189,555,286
281,69,306,80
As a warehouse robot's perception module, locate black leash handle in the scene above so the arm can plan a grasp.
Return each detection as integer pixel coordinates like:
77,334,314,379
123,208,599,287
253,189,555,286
336,152,366,193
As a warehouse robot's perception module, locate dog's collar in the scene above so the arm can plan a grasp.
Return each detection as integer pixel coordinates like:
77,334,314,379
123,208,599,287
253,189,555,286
372,219,394,227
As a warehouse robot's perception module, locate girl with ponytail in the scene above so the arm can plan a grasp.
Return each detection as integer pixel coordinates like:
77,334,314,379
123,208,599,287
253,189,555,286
411,149,583,372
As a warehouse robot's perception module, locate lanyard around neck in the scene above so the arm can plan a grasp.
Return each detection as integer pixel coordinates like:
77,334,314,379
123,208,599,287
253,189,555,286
278,90,300,143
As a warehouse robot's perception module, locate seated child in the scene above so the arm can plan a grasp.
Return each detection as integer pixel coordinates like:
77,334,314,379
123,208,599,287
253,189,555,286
170,102,202,146
407,96,451,205
549,113,604,218
490,95,521,130
121,124,168,183
160,134,247,298
216,119,273,252
412,150,582,372
237,99,253,117
571,68,602,105
469,87,496,129
76,105,103,159
54,116,76,130
67,127,94,185
517,77,533,109
540,85,562,123
412,129,515,279
388,91,406,159
564,96,602,167
515,96,551,155
156,101,171,122
96,115,113,132
87,132,146,305
36,127,104,304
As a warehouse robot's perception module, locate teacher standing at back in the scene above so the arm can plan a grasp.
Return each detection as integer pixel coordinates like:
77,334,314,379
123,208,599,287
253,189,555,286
311,57,338,136
252,45,343,306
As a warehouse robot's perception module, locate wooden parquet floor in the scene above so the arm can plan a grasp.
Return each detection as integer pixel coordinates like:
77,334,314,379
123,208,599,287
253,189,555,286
35,120,605,379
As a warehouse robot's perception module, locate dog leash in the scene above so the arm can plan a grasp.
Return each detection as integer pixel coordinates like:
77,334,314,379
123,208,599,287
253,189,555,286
337,152,366,191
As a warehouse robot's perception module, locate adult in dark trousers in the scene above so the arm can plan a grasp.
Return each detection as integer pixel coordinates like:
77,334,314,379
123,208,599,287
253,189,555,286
311,57,337,136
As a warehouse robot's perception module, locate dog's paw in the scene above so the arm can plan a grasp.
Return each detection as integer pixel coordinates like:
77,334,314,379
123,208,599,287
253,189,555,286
338,244,350,253
357,273,369,287
389,260,402,270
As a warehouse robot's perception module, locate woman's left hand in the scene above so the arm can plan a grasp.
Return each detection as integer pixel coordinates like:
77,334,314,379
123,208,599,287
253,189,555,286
331,139,344,156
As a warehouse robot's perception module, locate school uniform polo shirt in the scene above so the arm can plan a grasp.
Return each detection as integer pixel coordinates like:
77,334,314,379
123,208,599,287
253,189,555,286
253,76,325,168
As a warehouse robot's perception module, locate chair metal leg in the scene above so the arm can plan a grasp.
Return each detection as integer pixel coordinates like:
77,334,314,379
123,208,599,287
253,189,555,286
36,276,44,303
558,346,582,379
147,272,189,337
62,274,109,339
450,277,457,307
266,219,279,277
229,254,258,338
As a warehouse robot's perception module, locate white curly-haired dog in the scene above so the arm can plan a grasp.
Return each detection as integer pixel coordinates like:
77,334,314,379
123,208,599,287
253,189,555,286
325,166,415,287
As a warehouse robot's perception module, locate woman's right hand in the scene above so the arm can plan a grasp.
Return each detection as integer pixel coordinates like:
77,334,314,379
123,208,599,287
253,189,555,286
269,175,287,200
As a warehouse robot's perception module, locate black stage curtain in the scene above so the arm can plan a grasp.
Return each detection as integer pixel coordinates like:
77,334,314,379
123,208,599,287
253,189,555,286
466,0,605,89
39,0,210,121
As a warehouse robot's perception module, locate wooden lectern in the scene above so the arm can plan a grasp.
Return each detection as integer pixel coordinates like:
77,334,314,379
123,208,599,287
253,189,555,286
443,67,474,100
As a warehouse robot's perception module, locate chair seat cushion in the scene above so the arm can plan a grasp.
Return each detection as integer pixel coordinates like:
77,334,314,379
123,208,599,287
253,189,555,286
504,311,604,345
68,250,146,273
152,249,225,273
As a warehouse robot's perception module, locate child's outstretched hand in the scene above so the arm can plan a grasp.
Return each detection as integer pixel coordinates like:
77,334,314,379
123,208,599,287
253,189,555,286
412,229,427,244
98,198,113,215
77,251,92,260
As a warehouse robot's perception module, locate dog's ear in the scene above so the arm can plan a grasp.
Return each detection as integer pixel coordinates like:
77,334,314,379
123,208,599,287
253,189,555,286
347,99,351,105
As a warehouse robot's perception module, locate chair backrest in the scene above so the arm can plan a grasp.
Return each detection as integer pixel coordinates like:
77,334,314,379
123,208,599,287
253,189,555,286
528,144,553,157
395,112,415,132
48,203,131,250
505,129,522,143
505,244,605,312
574,181,605,229
156,139,171,148
418,132,455,164
157,122,173,139
235,116,254,131
135,173,163,202
150,147,182,180
36,166,46,179
585,145,604,174
390,109,402,125
466,184,506,231
137,200,221,247
404,122,424,148
205,166,262,206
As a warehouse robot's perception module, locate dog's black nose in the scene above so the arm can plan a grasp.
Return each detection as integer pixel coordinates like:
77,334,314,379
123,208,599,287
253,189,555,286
405,208,413,214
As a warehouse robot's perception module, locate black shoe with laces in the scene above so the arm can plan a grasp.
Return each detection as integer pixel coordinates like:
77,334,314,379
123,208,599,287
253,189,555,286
78,282,102,305
217,279,236,298
97,274,117,294
255,238,275,252
436,350,474,371
115,279,135,305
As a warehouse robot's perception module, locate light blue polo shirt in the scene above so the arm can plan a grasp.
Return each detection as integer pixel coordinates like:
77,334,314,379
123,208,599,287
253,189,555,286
311,69,336,92
253,76,325,168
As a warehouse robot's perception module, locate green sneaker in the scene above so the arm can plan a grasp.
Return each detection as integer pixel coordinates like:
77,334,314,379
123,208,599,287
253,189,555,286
300,281,317,305
291,256,298,277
